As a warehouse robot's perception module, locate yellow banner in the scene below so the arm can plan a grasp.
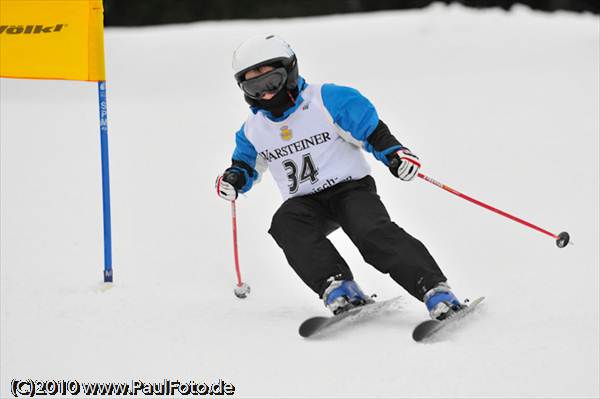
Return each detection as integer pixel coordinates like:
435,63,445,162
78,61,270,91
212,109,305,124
0,0,106,81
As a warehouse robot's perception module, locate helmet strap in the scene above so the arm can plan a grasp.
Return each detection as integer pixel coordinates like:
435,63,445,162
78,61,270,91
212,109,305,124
287,90,296,105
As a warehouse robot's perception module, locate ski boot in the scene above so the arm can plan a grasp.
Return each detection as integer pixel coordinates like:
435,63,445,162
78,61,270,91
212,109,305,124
323,279,372,315
424,282,465,321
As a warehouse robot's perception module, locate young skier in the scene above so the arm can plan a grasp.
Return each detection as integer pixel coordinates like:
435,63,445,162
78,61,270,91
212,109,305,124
216,34,463,320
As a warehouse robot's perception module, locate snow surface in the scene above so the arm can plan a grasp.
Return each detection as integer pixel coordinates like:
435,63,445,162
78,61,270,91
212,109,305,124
1,4,599,398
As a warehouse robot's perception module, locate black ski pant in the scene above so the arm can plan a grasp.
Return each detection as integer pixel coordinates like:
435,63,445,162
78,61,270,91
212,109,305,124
268,175,447,301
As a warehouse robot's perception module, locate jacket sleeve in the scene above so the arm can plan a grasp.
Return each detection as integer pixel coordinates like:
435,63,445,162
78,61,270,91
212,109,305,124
229,124,263,193
321,83,405,166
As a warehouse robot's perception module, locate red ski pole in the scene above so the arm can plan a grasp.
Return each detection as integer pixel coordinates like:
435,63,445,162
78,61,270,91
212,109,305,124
417,173,570,248
230,200,251,298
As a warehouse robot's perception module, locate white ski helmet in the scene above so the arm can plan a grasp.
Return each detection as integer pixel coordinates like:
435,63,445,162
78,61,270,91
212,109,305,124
232,34,299,93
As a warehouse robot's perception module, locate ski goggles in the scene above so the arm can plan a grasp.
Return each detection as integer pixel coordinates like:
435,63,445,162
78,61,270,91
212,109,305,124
239,67,288,100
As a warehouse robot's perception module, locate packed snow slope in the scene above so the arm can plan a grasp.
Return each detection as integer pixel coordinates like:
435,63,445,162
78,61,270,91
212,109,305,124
1,4,599,398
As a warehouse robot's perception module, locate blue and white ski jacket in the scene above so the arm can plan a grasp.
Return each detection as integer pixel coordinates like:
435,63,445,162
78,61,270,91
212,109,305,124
230,77,403,200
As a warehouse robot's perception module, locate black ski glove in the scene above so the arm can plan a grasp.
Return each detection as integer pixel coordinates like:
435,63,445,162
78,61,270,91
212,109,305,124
215,169,245,201
388,148,421,181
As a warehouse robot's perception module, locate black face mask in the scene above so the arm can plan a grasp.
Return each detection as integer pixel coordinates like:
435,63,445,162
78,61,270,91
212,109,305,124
244,84,299,118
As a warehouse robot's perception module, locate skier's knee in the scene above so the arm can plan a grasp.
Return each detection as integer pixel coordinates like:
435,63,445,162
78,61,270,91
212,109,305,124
269,205,329,244
352,222,409,266
355,221,400,248
268,211,285,241
268,207,299,242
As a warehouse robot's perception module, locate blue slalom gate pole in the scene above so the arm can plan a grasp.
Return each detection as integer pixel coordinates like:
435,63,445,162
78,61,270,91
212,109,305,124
98,81,113,282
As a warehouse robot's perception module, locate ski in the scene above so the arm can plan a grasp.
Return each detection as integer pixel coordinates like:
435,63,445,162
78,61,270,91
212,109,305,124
412,296,485,342
299,296,402,338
